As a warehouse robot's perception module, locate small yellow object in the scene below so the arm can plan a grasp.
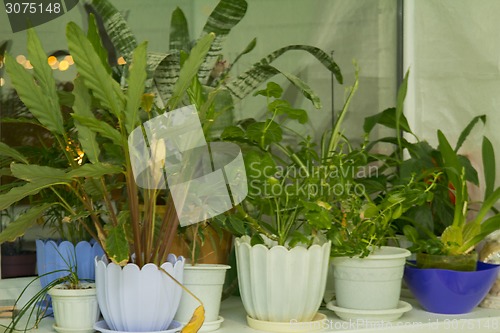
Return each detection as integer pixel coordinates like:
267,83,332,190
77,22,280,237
181,305,205,333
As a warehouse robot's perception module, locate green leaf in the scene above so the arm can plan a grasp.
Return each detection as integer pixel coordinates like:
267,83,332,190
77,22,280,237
169,7,190,52
0,142,28,164
87,13,111,74
104,221,130,266
363,108,413,134
167,33,215,109
440,225,463,250
90,0,138,58
220,126,245,140
73,77,101,164
0,204,55,243
66,22,125,117
395,69,410,149
482,136,496,199
231,37,256,68
226,45,342,100
68,163,123,178
125,42,148,134
198,0,248,83
279,69,322,109
246,120,283,148
254,82,283,98
10,163,70,183
71,114,122,146
455,115,486,152
0,179,69,211
26,29,64,135
4,53,63,135
152,53,179,103
228,215,247,235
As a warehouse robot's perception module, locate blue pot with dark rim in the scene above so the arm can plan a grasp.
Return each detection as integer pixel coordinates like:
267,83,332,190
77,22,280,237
404,260,500,314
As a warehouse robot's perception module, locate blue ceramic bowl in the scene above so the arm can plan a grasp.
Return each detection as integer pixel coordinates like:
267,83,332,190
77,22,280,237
404,261,500,314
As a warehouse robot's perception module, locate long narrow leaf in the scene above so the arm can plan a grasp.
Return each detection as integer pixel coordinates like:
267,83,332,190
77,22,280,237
87,13,111,74
482,136,496,200
11,163,70,183
169,7,190,52
125,42,148,134
395,69,410,151
0,142,28,164
153,53,179,104
90,0,137,58
71,114,122,146
26,29,64,135
66,22,125,117
73,77,101,164
68,163,123,178
0,180,70,210
226,45,342,100
167,33,215,109
198,0,248,84
4,53,62,135
455,115,486,152
0,204,55,242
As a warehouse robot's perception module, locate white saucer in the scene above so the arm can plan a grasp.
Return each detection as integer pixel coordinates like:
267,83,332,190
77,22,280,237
326,301,412,322
53,324,96,333
93,320,182,333
199,316,224,332
246,313,327,333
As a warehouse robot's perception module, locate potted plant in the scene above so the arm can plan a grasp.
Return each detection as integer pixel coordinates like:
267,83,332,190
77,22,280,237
402,129,500,314
83,1,343,331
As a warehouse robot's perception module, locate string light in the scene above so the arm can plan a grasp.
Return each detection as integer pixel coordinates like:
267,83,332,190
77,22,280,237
58,60,69,71
0,78,4,86
117,56,126,65
16,55,26,64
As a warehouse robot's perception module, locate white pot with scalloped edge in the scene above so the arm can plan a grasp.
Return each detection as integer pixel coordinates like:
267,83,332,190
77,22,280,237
174,264,230,332
48,282,100,333
94,254,185,332
235,235,330,331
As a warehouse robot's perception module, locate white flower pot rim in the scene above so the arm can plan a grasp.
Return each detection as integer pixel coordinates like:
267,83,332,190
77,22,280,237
184,264,230,270
235,235,330,252
49,282,97,297
337,246,411,260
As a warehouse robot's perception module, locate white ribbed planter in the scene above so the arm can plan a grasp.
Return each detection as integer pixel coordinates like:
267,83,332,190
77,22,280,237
174,264,230,332
48,282,99,333
95,254,184,332
235,236,331,323
332,246,411,310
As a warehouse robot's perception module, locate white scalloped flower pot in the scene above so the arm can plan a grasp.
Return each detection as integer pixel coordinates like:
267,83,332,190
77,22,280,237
235,236,331,323
174,264,230,332
95,254,185,332
332,246,411,310
48,282,100,333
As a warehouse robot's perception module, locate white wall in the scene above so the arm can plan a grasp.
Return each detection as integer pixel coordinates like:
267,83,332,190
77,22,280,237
404,0,500,190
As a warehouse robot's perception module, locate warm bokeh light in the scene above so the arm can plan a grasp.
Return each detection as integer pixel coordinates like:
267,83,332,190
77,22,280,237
117,56,127,65
0,78,4,86
24,60,33,69
47,56,57,66
65,55,74,65
16,54,26,64
58,60,70,71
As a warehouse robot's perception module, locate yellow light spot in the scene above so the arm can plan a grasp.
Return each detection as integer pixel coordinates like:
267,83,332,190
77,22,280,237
47,56,57,66
0,78,4,86
117,56,126,65
16,55,26,65
24,60,33,69
50,61,59,69
58,60,69,71
65,55,74,65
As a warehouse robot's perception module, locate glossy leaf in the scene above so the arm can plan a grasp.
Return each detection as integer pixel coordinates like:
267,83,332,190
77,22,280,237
11,163,69,183
73,77,101,164
68,163,123,178
67,22,125,117
71,114,122,146
0,143,28,164
482,136,496,199
0,179,69,211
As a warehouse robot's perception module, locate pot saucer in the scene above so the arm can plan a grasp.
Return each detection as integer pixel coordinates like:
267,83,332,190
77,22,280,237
246,313,327,332
326,300,412,322
93,320,183,333
197,316,224,332
53,324,96,333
